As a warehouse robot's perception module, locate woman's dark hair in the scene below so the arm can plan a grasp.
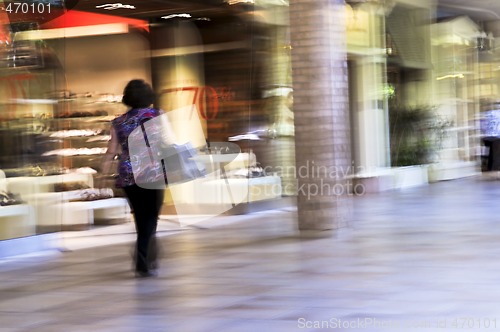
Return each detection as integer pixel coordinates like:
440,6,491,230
122,79,155,108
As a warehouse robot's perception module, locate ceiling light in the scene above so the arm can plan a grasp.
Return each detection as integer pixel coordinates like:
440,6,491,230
96,3,136,10
436,74,465,81
161,13,192,20
226,0,255,5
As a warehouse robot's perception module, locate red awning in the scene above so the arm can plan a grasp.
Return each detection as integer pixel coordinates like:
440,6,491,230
40,10,149,33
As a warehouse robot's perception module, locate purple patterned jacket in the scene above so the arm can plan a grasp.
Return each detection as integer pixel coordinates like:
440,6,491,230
111,107,160,188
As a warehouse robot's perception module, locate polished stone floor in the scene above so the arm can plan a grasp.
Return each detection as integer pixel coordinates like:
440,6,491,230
2,176,500,331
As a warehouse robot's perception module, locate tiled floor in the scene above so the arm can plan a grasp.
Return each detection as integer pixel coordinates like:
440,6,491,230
2,176,500,331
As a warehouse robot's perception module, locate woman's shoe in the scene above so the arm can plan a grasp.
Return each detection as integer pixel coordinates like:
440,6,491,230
135,270,158,278
148,261,158,271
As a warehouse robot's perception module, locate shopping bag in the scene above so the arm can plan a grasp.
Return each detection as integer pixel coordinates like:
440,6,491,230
129,119,206,189
160,142,207,185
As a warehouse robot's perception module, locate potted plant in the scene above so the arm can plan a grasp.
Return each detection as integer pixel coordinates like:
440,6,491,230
388,104,452,188
389,105,451,167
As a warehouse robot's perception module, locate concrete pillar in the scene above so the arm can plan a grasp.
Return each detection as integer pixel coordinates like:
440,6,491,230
289,0,352,231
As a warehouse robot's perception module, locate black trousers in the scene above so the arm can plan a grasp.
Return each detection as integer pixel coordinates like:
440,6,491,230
123,184,165,272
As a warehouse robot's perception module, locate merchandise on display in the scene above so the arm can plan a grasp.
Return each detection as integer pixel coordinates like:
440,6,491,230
0,191,24,206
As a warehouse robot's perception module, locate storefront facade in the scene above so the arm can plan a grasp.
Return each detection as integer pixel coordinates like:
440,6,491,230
0,0,299,251
0,0,497,253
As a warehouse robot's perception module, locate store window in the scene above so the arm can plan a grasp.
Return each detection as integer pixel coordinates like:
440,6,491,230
0,1,293,242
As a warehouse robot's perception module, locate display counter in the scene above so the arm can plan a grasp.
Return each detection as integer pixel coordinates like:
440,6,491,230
4,173,130,232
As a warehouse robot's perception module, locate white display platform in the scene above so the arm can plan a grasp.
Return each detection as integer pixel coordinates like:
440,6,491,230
0,204,35,240
4,174,130,231
0,171,36,240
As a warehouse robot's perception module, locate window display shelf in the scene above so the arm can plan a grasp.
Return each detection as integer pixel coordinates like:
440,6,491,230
5,174,130,230
0,204,35,240
0,204,33,217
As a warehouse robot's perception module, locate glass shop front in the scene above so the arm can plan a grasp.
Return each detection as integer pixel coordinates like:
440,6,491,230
0,0,295,242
